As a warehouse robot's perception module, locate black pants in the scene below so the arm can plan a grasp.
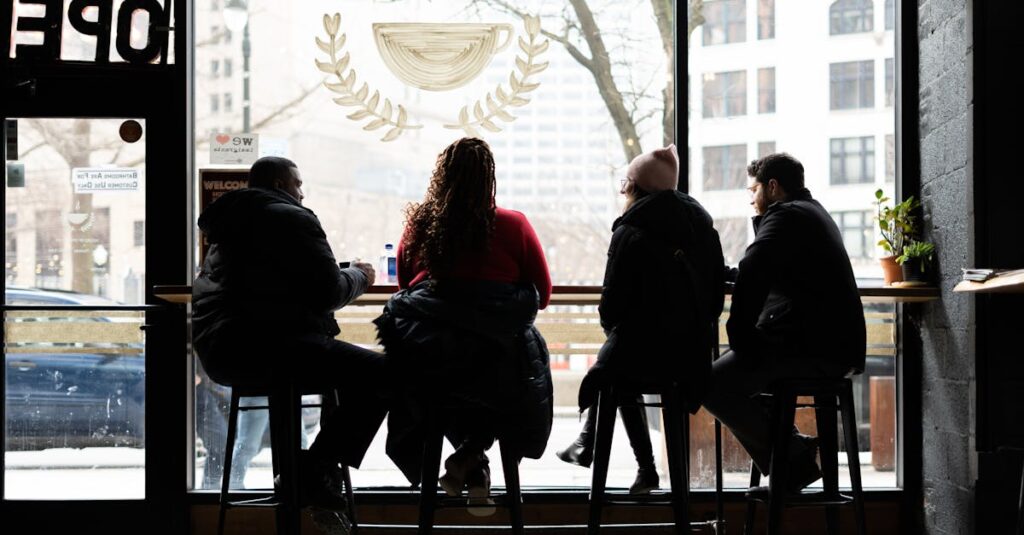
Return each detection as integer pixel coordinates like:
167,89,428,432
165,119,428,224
701,350,850,474
197,332,390,468
580,394,656,470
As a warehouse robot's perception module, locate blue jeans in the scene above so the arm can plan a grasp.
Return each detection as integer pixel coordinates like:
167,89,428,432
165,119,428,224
228,395,312,489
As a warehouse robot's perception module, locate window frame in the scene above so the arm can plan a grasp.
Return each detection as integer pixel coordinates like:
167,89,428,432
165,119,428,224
830,0,875,36
830,59,876,110
830,135,877,185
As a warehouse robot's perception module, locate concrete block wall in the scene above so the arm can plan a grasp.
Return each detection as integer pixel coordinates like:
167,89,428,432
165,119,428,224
917,0,975,533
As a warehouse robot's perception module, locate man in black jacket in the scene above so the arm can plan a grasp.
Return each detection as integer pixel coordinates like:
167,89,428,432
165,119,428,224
192,157,387,517
703,153,866,493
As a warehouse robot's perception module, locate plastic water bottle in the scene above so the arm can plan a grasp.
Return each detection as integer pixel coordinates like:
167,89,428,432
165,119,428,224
380,243,397,284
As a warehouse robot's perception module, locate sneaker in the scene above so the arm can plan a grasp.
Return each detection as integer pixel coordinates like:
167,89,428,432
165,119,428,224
309,506,353,535
555,436,593,468
628,466,661,495
464,461,496,517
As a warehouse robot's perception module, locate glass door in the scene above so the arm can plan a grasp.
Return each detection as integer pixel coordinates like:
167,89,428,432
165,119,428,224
3,118,148,500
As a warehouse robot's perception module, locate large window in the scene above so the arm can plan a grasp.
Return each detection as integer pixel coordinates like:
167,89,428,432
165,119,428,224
193,0,674,491
830,60,875,110
831,136,876,185
702,0,746,46
689,0,898,489
830,0,874,35
703,71,747,118
886,58,895,107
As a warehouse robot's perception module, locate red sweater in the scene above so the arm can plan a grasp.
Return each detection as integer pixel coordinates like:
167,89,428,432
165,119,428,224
397,207,552,309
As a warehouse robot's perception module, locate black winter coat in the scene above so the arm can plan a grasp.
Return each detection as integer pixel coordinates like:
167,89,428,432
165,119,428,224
374,280,552,485
594,190,725,409
192,187,370,383
728,188,866,372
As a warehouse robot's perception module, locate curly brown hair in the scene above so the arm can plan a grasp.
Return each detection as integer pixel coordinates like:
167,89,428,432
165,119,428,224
402,137,497,277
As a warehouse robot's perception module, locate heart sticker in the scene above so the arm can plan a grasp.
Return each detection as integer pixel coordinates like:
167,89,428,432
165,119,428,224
215,134,231,145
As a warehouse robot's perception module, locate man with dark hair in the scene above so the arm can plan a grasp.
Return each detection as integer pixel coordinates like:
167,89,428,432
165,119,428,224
193,156,386,530
703,152,866,493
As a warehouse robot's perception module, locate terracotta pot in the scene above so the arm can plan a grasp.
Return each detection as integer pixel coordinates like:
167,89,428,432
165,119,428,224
880,255,903,285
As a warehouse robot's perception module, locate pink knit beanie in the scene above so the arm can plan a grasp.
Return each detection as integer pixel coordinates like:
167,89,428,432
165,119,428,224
626,144,679,192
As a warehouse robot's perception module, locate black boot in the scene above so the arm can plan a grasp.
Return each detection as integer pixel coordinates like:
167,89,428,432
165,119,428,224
557,407,596,467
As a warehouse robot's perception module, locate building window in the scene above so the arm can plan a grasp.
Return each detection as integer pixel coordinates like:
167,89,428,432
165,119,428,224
758,67,775,114
885,0,895,30
830,0,874,35
885,134,896,182
702,70,747,118
703,144,748,191
702,0,746,46
758,141,776,158
832,210,874,259
885,58,894,107
224,92,233,113
830,136,876,185
210,94,220,114
224,58,233,77
134,221,145,247
830,60,874,110
211,59,219,78
715,217,748,264
210,26,220,45
758,0,775,39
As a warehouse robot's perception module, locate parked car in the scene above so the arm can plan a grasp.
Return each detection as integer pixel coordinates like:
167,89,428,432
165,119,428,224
4,286,145,451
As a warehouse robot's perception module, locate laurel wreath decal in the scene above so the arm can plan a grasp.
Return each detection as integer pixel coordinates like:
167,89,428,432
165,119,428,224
316,13,422,142
443,15,549,137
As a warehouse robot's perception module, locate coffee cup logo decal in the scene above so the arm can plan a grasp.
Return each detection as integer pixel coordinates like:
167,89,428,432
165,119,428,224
316,12,548,142
373,23,513,91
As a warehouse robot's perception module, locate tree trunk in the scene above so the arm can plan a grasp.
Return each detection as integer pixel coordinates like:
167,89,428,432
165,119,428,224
651,0,675,148
68,120,95,296
568,0,643,163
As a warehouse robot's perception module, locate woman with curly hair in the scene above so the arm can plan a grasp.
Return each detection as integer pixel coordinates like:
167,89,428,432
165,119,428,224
375,137,552,515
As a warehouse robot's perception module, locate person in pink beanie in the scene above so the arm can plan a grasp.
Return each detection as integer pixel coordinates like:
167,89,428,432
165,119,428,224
556,144,725,495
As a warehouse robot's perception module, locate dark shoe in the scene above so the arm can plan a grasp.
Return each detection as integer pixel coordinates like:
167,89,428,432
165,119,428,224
309,506,353,535
439,448,487,497
556,436,593,468
628,466,661,495
786,456,823,494
464,460,495,517
274,452,348,511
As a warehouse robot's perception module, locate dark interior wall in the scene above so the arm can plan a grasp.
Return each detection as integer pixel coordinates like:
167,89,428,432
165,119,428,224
972,1,1024,534
916,0,975,533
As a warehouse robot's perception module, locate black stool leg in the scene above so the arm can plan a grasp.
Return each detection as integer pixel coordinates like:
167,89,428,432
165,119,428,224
816,394,841,535
217,389,241,535
418,422,444,534
744,462,761,535
342,465,357,534
1016,459,1024,535
663,388,690,534
499,440,525,535
269,389,303,535
840,383,867,535
587,389,617,535
767,393,797,535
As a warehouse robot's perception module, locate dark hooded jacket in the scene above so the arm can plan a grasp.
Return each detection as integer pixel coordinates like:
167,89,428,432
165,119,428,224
192,187,369,384
728,188,866,372
373,280,552,485
593,190,725,409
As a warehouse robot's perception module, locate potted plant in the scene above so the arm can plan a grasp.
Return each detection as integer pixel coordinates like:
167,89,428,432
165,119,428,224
873,189,921,285
896,240,935,283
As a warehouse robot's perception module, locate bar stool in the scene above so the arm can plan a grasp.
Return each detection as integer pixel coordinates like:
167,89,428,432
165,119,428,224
217,384,357,535
587,383,693,535
743,377,866,535
417,405,526,535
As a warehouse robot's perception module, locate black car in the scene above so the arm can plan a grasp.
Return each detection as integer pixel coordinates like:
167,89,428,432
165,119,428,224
4,287,145,451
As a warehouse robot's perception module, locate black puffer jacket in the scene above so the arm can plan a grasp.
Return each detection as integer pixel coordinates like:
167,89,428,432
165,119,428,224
374,280,552,485
728,188,866,372
593,190,725,409
192,187,369,383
